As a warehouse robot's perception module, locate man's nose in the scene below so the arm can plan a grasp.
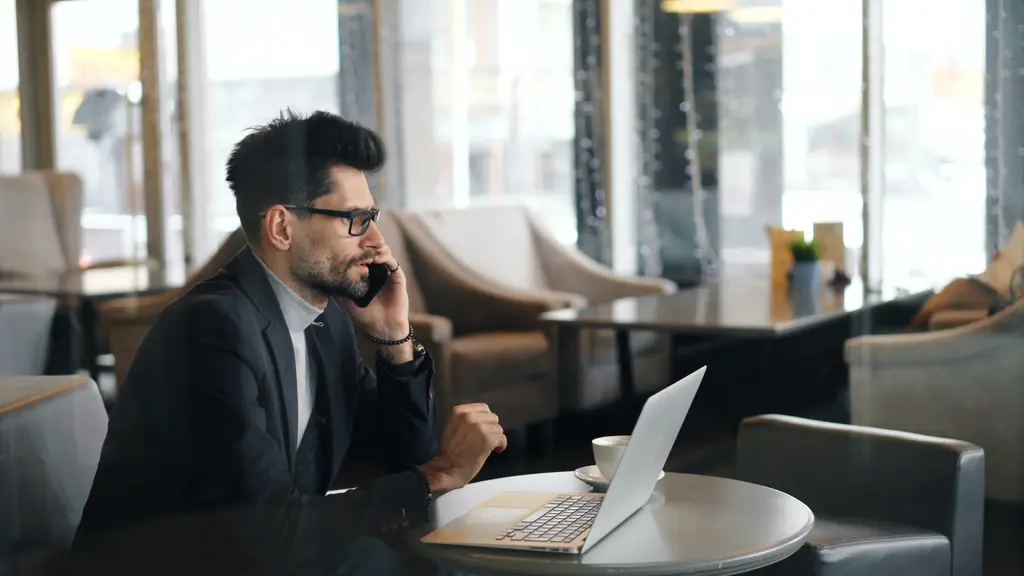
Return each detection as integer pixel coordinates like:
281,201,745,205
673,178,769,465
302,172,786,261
360,220,385,246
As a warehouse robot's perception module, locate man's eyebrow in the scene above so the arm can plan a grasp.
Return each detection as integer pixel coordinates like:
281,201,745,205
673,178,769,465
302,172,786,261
338,204,376,211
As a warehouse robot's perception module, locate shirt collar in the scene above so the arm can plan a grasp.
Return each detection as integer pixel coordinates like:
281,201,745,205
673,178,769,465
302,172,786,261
254,255,323,333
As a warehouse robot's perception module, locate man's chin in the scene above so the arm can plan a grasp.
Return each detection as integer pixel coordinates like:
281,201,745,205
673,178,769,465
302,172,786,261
311,279,367,302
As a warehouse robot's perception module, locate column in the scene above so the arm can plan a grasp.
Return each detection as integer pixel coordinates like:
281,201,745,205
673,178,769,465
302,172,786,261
15,0,55,170
986,0,1024,255
176,0,212,271
603,0,638,275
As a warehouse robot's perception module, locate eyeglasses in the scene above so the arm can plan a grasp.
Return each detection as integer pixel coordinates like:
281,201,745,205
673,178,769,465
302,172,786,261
260,205,380,236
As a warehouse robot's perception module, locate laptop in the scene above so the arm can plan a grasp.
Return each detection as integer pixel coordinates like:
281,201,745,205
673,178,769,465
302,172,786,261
420,366,706,554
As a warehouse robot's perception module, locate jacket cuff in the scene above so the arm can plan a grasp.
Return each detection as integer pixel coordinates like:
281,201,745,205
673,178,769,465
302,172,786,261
376,351,430,378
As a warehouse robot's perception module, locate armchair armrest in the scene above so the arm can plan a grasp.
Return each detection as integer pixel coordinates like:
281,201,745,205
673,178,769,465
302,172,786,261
529,213,676,301
928,308,989,331
82,258,159,271
844,317,1008,366
408,311,453,344
97,290,179,323
98,290,182,388
427,278,585,335
737,414,984,576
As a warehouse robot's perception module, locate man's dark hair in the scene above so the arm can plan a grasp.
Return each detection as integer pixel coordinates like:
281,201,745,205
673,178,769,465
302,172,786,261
225,109,386,243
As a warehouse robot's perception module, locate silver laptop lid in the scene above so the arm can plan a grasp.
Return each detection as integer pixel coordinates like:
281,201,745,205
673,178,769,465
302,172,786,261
580,366,706,553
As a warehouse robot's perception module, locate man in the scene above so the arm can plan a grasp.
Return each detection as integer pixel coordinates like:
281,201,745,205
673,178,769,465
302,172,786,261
74,110,506,560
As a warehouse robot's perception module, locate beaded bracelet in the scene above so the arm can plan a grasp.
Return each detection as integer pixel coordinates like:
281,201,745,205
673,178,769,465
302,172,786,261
364,326,415,346
406,464,434,518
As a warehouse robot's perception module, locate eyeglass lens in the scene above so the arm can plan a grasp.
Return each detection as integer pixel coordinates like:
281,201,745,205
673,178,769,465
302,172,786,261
350,210,377,235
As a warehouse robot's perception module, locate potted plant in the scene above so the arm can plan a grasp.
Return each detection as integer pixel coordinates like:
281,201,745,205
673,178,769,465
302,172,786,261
789,238,820,291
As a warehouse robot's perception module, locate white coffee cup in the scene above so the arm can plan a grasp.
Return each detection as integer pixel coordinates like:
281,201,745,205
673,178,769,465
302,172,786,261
592,435,630,481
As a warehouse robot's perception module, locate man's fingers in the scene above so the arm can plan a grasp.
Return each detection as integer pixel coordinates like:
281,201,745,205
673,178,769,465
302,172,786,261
452,403,491,416
483,424,506,453
373,245,400,273
468,411,499,425
493,433,508,453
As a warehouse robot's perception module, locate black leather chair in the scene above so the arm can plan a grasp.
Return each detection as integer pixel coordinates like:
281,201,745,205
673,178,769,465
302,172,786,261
738,414,984,576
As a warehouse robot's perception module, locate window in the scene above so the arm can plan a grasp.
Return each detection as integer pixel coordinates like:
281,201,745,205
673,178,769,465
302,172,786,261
0,0,19,173
779,0,862,272
193,0,341,262
51,0,143,265
388,0,577,243
652,0,863,280
879,0,986,285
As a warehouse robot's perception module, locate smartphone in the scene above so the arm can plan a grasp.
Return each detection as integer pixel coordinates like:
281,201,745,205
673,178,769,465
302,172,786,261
353,263,392,308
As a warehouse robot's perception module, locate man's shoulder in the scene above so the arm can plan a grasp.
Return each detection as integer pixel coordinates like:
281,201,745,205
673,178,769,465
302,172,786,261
161,277,263,340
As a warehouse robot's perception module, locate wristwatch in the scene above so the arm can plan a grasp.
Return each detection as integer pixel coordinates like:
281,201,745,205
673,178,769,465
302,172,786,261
411,338,427,360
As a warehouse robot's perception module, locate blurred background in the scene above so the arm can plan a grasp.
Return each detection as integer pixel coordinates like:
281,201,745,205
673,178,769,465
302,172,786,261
1,0,1013,288
3,2,1024,574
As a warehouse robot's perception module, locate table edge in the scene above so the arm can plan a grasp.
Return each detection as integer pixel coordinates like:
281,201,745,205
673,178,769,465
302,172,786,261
412,473,817,576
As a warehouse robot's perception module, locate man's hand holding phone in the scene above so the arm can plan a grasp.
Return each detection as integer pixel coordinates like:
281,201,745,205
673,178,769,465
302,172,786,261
340,243,414,362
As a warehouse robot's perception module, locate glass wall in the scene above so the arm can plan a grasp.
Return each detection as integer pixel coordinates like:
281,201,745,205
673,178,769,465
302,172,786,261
779,0,862,271
194,0,342,262
0,0,18,173
51,0,143,265
17,0,999,287
50,0,179,270
880,0,987,285
388,0,577,242
638,2,719,283
652,1,862,280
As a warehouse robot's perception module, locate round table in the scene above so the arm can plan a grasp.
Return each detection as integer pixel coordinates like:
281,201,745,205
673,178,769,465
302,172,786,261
410,472,814,576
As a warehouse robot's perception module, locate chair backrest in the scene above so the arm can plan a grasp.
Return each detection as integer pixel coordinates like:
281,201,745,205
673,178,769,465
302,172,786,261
183,228,248,292
402,205,548,291
0,173,77,275
737,414,985,576
0,376,108,551
41,171,85,271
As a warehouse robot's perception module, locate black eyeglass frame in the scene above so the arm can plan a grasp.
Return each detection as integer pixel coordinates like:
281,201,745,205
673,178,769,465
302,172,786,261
258,204,380,236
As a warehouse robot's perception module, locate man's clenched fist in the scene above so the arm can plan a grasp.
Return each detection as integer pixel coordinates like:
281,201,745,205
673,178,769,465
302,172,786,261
419,404,507,495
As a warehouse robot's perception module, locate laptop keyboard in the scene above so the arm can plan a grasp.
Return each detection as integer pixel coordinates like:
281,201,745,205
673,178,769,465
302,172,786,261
495,494,602,543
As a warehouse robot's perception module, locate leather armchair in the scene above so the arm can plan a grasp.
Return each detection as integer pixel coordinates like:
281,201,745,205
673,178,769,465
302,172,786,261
352,213,571,434
846,298,1024,503
737,414,984,576
397,205,677,411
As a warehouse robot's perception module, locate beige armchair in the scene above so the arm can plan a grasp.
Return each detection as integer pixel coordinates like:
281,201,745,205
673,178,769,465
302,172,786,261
353,213,577,433
397,205,677,411
0,171,153,276
845,299,1024,503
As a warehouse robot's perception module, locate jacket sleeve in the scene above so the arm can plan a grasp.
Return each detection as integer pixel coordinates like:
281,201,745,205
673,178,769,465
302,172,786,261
182,302,431,563
347,342,438,472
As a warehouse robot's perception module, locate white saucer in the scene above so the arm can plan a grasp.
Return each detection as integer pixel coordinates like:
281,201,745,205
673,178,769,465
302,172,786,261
573,465,665,491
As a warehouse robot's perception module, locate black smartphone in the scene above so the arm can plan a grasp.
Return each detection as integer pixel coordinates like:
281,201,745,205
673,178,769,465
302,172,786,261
353,263,392,308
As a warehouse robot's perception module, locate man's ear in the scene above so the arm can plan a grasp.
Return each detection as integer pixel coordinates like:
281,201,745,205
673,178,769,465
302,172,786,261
262,206,294,251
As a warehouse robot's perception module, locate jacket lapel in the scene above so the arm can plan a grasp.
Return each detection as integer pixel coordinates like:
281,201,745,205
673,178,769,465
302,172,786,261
306,315,347,476
225,248,299,470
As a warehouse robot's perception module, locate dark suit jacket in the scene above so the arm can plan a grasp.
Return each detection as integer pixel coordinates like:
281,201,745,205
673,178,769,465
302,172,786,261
74,248,438,561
